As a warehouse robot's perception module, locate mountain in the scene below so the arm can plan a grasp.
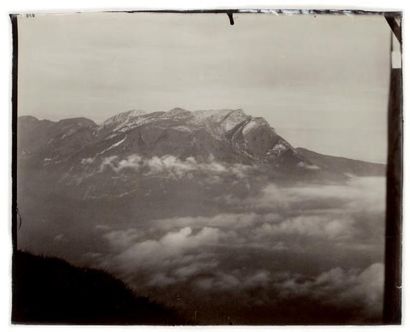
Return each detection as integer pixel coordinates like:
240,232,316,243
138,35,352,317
16,108,385,257
19,108,296,167
18,108,385,179
17,108,385,203
15,108,387,324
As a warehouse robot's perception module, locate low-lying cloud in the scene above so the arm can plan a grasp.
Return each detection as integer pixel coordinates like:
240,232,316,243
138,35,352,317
96,154,253,180
82,175,385,323
274,262,384,319
223,176,385,212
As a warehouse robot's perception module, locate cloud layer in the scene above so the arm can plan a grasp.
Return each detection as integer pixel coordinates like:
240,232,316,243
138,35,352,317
82,176,386,323
96,154,252,181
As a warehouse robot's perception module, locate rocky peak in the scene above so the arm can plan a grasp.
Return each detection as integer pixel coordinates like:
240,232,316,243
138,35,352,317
242,117,272,135
102,110,146,127
220,109,251,132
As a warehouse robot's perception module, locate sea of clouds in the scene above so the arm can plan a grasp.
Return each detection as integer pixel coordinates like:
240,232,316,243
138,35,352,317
80,172,385,323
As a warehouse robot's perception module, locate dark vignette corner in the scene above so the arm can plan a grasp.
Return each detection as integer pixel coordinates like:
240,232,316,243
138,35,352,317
383,11,403,325
10,13,19,324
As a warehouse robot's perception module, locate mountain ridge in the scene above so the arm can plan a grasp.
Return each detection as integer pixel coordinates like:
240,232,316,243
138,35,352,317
18,108,385,174
17,108,386,204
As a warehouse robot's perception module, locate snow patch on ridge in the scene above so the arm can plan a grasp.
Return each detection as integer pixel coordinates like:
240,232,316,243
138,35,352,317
103,110,146,127
97,136,127,156
242,120,260,135
221,110,250,132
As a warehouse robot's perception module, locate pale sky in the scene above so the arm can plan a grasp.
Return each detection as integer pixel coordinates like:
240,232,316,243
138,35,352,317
18,12,391,163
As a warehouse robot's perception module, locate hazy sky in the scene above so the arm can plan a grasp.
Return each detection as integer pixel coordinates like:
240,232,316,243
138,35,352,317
18,12,391,162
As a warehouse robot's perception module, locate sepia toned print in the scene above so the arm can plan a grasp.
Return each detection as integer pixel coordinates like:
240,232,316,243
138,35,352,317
12,11,402,324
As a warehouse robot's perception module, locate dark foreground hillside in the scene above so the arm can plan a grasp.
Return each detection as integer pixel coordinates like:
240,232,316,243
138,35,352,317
12,251,187,325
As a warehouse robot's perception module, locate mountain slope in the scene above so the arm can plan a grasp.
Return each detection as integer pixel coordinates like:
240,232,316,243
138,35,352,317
16,108,385,203
296,147,385,177
12,251,187,324
19,108,383,177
